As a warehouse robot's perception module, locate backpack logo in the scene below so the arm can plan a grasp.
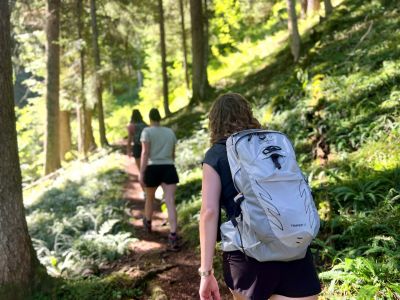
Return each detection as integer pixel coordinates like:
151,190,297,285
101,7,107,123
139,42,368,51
220,129,320,262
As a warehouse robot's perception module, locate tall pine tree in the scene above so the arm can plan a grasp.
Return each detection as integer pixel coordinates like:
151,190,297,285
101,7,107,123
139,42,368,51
44,0,61,174
190,0,210,103
0,1,47,298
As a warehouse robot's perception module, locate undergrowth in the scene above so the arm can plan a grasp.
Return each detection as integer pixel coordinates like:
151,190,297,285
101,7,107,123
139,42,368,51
25,153,137,279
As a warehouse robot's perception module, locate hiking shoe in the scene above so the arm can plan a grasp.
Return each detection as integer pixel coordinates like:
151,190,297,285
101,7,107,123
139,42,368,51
142,217,152,233
167,233,181,252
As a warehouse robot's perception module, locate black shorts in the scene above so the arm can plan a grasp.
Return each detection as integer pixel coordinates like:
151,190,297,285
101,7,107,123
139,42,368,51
144,164,179,187
223,248,321,299
132,144,142,159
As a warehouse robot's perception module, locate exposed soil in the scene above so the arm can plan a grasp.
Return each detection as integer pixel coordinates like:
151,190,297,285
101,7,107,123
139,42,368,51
102,155,231,299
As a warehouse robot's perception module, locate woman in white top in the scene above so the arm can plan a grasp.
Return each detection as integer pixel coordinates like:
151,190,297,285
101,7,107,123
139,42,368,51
139,108,180,251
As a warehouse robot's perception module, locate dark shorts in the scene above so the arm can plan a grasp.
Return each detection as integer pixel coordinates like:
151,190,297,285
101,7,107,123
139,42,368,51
223,249,321,299
132,144,142,159
144,164,179,187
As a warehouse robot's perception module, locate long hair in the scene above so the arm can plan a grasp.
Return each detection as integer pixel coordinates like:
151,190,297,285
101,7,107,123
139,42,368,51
208,93,261,144
130,109,143,123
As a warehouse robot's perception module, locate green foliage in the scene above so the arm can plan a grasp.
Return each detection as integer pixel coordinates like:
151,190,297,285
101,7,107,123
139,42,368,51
16,99,45,183
210,0,243,55
331,176,389,212
175,156,203,247
174,121,209,247
12,0,277,184
320,257,400,299
175,126,209,169
177,196,201,246
33,274,143,300
103,96,133,144
25,153,137,278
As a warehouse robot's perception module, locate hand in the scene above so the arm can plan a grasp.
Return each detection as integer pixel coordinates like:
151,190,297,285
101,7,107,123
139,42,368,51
199,274,221,300
126,146,132,157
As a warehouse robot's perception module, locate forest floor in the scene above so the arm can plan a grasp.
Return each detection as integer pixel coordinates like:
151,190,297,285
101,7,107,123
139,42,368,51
101,154,231,299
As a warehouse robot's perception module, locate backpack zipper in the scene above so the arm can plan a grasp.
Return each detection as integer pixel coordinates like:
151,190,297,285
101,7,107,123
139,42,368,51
233,130,286,156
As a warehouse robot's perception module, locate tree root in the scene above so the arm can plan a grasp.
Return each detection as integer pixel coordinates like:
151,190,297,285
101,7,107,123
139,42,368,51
132,264,176,289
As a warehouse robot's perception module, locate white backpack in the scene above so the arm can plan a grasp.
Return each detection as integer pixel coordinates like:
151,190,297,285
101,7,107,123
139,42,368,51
220,129,320,261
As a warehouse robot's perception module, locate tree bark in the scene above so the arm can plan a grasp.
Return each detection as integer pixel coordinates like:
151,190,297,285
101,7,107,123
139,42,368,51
59,110,72,160
178,0,190,91
44,0,61,174
189,0,209,103
0,2,46,298
76,0,88,157
202,0,210,92
286,0,301,62
158,0,171,116
323,0,333,16
85,109,97,151
307,0,320,14
300,0,308,18
90,0,108,147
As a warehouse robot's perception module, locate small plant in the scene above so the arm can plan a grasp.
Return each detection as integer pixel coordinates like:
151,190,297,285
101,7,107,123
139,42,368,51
332,178,387,211
320,257,400,299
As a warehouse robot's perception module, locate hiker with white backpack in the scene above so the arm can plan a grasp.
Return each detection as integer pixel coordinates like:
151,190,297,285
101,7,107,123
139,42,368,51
199,93,321,300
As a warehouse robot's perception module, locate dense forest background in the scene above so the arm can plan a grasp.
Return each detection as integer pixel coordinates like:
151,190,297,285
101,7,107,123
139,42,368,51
0,0,399,299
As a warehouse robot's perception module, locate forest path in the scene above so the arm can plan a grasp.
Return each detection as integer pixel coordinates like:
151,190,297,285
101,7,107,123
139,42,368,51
106,155,231,299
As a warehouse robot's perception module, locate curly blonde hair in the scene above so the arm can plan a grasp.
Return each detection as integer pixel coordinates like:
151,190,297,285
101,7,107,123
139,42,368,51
208,93,261,144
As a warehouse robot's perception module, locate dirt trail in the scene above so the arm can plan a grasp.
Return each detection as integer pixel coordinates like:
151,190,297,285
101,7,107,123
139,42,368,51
109,156,230,299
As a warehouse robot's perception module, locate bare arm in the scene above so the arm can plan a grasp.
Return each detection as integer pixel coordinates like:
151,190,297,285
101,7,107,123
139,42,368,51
139,141,150,187
127,124,135,157
199,163,221,300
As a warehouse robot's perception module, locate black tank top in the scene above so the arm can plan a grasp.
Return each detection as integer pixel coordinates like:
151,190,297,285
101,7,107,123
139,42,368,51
203,139,239,241
133,122,147,144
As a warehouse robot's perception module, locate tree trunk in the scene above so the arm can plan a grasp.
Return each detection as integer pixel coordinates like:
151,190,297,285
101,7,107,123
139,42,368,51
286,0,301,62
300,0,308,18
202,0,210,92
59,110,72,160
44,0,61,174
76,0,88,157
85,109,97,151
76,99,86,155
307,0,320,14
137,69,143,90
0,2,47,298
158,0,170,116
90,0,108,147
323,0,333,16
189,0,209,103
178,0,190,91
